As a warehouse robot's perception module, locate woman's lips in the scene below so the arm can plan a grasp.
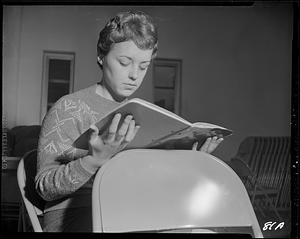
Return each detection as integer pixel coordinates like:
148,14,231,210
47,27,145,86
123,83,137,89
124,83,137,86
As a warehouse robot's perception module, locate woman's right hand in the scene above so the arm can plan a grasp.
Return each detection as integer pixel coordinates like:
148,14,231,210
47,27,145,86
87,113,140,168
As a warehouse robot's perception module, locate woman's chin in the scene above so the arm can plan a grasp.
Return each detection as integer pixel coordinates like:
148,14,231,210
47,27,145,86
119,89,135,98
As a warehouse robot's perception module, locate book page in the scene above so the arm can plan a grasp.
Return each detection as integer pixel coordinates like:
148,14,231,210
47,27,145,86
129,98,190,125
192,123,233,137
73,98,191,150
192,122,227,129
147,124,232,150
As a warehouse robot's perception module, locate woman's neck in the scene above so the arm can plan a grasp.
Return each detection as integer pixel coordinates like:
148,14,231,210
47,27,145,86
96,80,126,103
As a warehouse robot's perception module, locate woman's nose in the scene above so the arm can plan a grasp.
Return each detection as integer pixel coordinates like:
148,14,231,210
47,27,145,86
129,66,138,81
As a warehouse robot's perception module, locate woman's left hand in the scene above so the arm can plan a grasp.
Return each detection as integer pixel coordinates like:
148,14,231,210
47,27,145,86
192,136,224,154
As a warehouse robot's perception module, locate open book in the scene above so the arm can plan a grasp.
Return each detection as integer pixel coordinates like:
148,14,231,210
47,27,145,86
73,98,233,150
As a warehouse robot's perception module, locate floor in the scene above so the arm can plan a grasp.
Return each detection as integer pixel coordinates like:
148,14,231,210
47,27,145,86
1,202,292,237
254,207,291,238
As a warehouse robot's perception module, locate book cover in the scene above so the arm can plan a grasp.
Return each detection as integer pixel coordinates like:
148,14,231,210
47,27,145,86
73,98,232,150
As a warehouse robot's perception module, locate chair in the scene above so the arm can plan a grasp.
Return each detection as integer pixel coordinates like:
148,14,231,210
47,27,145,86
229,136,291,221
229,157,282,221
92,149,263,237
17,149,44,232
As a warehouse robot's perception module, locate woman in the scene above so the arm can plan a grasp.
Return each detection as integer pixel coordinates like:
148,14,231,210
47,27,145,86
35,11,223,232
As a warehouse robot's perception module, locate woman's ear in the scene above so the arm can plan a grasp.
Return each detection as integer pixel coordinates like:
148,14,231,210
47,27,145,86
97,57,103,66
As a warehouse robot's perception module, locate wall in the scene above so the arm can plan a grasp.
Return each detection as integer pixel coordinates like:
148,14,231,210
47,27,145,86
149,4,293,160
3,7,23,128
3,4,292,161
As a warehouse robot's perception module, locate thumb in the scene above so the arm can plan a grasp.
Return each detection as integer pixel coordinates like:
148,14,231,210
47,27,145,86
89,124,99,141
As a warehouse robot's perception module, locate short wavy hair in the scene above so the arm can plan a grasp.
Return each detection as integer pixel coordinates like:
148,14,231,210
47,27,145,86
97,11,158,68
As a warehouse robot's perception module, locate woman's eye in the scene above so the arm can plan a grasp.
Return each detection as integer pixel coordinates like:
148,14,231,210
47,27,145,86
119,61,130,66
140,65,149,70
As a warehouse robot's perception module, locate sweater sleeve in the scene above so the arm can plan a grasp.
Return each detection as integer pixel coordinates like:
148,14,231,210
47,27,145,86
35,98,97,201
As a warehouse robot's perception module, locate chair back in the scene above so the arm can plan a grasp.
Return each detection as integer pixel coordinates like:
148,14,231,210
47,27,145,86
92,149,263,237
232,136,291,209
17,149,44,232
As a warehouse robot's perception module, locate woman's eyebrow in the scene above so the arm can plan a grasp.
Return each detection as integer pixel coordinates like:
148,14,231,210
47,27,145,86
119,56,151,63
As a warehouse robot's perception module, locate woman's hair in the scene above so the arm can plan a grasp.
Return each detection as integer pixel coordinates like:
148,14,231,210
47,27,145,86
97,11,158,68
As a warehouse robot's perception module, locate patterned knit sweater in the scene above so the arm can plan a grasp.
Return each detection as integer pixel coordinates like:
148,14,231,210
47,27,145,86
35,84,120,212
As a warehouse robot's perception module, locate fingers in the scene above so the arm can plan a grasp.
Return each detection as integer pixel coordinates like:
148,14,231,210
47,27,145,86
199,136,224,154
122,119,135,143
200,137,212,152
115,115,133,142
118,123,140,151
89,124,100,144
105,113,139,145
116,115,135,143
89,124,103,153
106,113,122,143
192,141,198,150
207,137,223,153
89,124,99,138
89,114,140,160
125,123,140,143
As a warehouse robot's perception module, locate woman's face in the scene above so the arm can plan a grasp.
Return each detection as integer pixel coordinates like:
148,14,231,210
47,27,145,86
101,40,153,101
